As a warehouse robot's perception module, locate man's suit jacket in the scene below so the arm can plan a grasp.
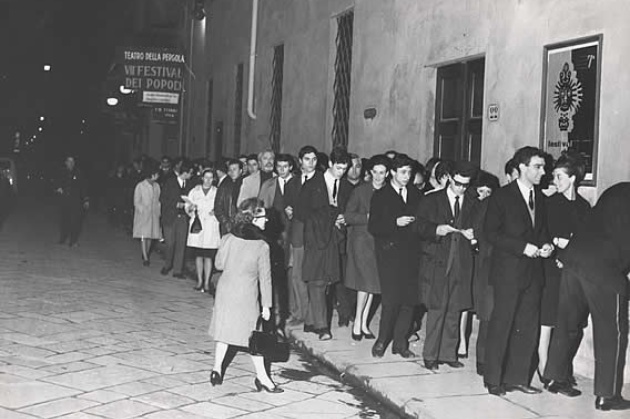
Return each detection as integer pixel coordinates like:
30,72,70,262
214,177,242,236
416,189,478,311
368,183,422,305
160,176,192,226
295,171,352,283
284,176,306,247
485,181,549,290
258,176,291,237
238,171,276,206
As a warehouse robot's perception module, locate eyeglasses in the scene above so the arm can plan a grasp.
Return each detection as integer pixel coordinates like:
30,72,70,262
451,179,470,188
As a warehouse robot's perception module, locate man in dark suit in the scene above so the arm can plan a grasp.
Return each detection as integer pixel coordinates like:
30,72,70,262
416,161,478,370
56,156,89,247
284,146,318,326
483,146,553,395
259,153,294,330
160,160,194,278
296,147,352,340
368,154,423,358
214,159,243,236
544,182,630,411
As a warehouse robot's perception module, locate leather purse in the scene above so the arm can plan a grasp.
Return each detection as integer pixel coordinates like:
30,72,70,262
190,211,202,234
248,320,290,363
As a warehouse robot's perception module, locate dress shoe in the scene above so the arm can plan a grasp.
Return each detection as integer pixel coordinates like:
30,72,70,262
173,273,186,279
194,285,203,292
536,371,551,389
316,329,332,341
351,331,363,341
338,316,351,327
303,324,316,334
392,348,416,358
160,267,171,276
142,260,150,267
371,341,386,358
424,360,439,371
439,360,464,368
505,384,542,394
210,370,223,386
254,378,284,393
595,395,630,411
485,382,506,396
362,330,376,340
547,381,581,397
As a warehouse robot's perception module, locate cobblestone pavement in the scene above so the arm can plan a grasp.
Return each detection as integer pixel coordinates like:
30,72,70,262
0,200,399,419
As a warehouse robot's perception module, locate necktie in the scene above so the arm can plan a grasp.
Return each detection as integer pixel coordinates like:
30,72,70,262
528,189,534,211
332,179,338,201
454,196,460,220
399,188,405,203
182,180,186,189
303,175,307,185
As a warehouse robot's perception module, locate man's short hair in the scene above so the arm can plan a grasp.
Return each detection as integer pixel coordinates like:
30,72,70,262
349,153,360,161
329,147,351,165
476,170,500,191
298,145,318,159
368,154,391,172
275,153,293,167
512,146,546,169
179,159,194,174
391,153,414,171
504,158,518,176
257,149,275,162
246,154,258,163
435,159,454,180
452,160,477,179
226,158,244,170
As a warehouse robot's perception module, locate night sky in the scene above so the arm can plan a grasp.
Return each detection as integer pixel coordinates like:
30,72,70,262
0,0,134,162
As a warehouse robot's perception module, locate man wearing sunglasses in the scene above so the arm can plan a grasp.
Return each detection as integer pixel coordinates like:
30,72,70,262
416,160,479,371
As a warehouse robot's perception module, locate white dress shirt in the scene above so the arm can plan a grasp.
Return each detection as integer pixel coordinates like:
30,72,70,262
324,170,339,206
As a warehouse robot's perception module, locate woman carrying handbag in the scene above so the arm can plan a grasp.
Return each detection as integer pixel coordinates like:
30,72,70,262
208,198,283,393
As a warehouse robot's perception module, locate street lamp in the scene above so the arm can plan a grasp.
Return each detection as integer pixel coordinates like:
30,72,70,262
106,97,119,106
38,127,43,132
119,85,132,95
43,64,51,72
39,116,45,121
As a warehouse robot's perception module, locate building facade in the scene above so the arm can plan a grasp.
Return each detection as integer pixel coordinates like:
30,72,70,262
191,0,630,381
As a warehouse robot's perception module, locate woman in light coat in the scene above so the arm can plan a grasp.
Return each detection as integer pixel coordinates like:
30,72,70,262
209,198,283,393
133,163,162,266
186,168,221,293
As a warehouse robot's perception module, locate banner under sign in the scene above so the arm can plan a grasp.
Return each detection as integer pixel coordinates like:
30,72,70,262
143,91,180,104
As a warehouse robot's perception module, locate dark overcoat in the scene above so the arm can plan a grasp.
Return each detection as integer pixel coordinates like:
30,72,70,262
561,182,630,294
295,171,352,284
344,181,381,293
160,176,192,227
368,183,422,306
472,199,494,321
416,189,478,311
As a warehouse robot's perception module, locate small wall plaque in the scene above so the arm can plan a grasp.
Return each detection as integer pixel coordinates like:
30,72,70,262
488,104,499,121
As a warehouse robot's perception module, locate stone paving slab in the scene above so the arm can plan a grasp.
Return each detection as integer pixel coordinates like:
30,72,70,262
0,201,392,418
288,318,630,419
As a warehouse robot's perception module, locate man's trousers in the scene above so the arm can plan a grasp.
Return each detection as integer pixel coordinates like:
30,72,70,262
163,215,188,275
545,269,628,397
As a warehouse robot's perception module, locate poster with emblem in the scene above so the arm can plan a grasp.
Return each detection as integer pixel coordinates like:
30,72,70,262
540,35,602,186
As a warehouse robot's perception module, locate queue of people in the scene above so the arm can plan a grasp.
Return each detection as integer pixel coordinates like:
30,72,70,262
71,143,628,407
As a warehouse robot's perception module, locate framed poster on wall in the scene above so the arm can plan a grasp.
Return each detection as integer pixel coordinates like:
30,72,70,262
540,34,602,186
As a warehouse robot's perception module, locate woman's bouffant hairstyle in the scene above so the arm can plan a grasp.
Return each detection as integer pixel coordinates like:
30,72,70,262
200,168,218,186
554,150,586,186
142,160,161,179
231,198,266,229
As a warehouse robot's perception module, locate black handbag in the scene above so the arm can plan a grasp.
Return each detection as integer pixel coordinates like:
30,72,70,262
248,320,290,363
190,211,202,234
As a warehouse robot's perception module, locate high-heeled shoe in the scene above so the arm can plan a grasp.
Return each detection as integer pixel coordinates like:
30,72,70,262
351,330,363,341
254,377,283,393
536,370,550,389
142,259,150,267
210,370,223,386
